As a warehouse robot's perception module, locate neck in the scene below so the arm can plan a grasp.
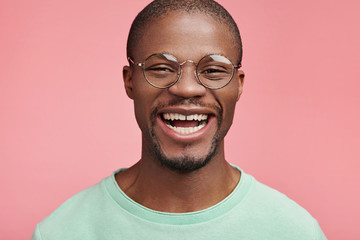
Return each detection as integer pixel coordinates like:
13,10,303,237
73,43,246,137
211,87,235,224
115,143,240,213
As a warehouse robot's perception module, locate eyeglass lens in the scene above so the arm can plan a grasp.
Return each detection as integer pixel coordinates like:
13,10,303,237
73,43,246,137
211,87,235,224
143,53,235,89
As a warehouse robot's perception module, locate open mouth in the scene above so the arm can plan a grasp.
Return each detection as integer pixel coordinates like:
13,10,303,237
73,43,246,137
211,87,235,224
161,113,209,134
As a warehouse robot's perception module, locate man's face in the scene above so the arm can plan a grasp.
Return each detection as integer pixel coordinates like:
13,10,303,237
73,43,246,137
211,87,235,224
123,12,244,171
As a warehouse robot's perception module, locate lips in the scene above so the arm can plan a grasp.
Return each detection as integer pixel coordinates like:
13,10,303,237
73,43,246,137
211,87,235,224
151,101,220,144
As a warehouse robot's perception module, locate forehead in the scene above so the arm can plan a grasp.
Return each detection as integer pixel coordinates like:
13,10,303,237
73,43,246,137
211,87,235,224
133,12,237,62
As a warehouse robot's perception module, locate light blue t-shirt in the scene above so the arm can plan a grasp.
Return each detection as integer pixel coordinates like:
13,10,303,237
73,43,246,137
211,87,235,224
32,168,326,239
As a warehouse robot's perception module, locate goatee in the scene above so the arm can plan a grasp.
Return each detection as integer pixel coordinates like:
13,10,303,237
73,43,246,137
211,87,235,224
149,99,223,172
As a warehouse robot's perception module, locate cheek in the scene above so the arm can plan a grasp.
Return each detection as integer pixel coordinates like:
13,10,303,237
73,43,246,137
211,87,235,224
132,100,147,136
217,84,240,126
131,75,151,131
132,71,148,98
131,76,162,133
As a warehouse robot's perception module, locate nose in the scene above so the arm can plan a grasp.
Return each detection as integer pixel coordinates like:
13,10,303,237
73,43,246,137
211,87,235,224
167,62,207,98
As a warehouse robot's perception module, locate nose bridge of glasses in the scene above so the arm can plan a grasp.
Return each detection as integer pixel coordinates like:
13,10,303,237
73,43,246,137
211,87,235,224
178,59,198,80
168,59,207,97
179,59,196,66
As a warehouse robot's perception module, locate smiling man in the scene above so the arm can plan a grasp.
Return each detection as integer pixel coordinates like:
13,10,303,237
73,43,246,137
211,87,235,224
32,0,326,239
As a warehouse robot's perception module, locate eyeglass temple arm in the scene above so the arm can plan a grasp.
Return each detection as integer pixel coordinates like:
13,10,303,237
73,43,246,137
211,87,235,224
127,57,143,67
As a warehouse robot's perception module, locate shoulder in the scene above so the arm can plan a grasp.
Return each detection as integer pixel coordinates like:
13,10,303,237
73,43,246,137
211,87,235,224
34,176,115,239
47,179,107,217
246,174,312,217
239,173,326,238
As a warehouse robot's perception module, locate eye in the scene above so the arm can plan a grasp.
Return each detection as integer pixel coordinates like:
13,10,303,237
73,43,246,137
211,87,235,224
145,63,178,80
202,67,227,74
146,64,177,73
199,65,231,80
149,67,174,72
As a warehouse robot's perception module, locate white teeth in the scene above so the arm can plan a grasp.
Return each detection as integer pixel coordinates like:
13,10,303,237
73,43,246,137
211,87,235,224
162,113,209,134
163,113,208,121
165,122,206,134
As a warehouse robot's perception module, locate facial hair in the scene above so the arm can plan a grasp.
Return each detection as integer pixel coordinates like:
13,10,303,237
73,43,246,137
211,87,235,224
149,99,223,173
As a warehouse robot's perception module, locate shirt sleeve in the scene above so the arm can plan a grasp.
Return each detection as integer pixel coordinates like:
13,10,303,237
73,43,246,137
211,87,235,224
314,220,327,240
31,225,43,240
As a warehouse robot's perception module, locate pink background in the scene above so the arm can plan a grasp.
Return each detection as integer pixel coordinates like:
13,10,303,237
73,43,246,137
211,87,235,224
1,0,359,239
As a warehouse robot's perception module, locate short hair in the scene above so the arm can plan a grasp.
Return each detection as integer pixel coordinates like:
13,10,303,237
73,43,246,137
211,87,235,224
126,0,243,65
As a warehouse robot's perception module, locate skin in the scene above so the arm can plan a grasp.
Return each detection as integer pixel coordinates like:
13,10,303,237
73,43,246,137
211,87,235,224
117,12,245,213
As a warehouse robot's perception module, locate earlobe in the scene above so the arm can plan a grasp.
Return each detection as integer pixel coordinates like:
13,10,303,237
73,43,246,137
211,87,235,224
123,66,134,99
236,70,245,101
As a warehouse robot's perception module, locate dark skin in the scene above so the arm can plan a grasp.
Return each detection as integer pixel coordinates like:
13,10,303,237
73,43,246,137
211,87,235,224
117,12,245,213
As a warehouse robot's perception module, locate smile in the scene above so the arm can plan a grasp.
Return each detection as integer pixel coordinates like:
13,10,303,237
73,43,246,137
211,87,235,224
161,113,209,134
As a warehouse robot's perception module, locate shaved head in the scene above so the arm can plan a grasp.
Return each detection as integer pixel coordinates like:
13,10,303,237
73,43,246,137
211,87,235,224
126,0,243,65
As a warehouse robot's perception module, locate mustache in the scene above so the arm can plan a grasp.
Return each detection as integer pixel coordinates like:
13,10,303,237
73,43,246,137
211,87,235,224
150,98,223,126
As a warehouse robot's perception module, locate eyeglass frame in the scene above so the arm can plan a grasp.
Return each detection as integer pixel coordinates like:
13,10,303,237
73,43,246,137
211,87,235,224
127,53,241,90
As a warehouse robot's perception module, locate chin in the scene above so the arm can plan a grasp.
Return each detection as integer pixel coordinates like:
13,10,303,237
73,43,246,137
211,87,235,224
152,137,219,173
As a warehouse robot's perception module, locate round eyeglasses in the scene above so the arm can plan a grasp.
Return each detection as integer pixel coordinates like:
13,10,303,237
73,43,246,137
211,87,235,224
128,53,241,90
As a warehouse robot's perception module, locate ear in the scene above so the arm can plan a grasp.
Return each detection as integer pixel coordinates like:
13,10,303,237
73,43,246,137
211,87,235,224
123,65,134,99
236,70,245,101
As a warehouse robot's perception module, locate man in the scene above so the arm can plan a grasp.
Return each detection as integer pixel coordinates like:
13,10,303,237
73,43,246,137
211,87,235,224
32,0,326,239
